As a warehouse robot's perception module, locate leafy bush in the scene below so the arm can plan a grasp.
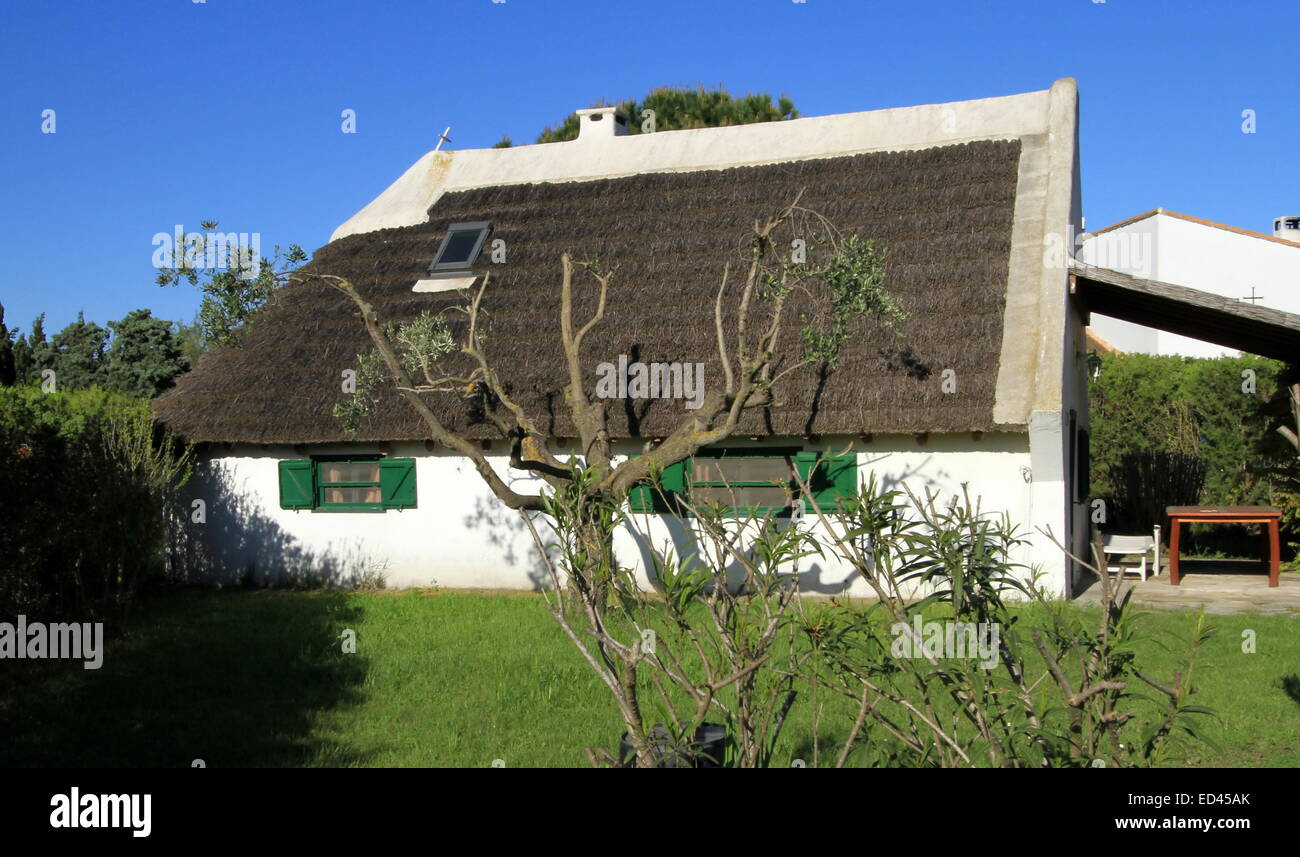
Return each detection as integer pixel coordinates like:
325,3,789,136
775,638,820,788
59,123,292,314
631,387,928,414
0,387,191,624
1110,450,1207,535
1090,353,1284,503
800,481,1212,767
532,466,1212,767
1278,494,1300,565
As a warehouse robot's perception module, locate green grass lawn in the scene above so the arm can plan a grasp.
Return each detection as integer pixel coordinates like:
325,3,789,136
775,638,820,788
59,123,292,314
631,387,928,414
1,588,1296,767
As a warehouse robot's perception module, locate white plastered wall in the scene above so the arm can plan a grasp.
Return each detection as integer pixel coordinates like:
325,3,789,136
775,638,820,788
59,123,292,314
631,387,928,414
176,435,1034,595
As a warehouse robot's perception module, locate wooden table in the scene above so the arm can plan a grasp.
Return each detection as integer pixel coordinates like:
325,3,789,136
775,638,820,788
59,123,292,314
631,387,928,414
1166,506,1282,587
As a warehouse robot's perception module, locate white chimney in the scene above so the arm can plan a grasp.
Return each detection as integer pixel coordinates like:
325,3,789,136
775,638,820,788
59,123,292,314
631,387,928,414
1272,215,1300,243
575,106,629,141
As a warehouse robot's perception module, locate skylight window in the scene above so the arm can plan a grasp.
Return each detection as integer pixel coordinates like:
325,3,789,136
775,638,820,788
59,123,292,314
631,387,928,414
429,221,491,274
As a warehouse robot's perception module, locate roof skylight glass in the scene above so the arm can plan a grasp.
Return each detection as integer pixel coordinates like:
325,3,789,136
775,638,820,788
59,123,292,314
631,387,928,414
429,222,491,273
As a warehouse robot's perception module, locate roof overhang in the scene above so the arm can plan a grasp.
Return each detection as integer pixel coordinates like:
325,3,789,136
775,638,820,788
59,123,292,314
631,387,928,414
1070,261,1300,361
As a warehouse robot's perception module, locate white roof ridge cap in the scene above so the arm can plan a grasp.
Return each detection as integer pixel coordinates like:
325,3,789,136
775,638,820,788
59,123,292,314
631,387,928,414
331,84,1058,241
436,134,1024,194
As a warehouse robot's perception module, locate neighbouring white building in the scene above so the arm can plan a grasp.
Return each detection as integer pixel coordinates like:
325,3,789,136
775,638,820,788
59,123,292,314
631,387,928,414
156,80,1100,597
1079,209,1300,357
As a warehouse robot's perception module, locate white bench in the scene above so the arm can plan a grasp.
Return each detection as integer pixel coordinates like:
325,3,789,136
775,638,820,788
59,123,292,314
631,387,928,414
1101,526,1161,581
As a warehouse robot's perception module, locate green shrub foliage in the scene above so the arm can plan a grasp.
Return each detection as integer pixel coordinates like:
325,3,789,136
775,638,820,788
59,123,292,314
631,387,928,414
1089,352,1299,552
0,387,192,623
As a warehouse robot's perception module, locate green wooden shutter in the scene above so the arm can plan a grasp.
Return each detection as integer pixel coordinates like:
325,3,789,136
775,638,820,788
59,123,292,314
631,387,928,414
627,454,689,513
817,449,858,508
795,449,857,511
794,451,821,514
661,457,689,502
628,473,654,514
794,450,820,484
279,459,314,510
380,458,418,509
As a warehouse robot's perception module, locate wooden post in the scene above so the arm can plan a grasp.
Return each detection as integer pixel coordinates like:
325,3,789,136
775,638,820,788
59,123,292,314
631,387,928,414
1168,515,1181,586
1269,519,1281,588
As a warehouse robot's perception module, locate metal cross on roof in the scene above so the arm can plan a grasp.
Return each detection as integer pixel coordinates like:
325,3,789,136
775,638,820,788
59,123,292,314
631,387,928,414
434,126,452,152
1241,286,1264,305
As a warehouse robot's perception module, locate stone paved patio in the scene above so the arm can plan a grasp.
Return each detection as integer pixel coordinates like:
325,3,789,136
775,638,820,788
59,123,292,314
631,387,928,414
1073,560,1300,615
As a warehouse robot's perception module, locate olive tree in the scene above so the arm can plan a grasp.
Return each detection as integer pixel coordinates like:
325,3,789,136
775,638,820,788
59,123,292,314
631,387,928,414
294,195,904,764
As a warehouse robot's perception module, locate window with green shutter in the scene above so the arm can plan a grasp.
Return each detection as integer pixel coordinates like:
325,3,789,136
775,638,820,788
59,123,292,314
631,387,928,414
626,447,856,518
277,456,417,512
318,458,383,510
690,448,801,516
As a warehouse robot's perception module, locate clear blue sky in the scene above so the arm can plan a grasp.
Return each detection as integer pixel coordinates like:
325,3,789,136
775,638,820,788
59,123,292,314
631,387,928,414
1,0,1296,336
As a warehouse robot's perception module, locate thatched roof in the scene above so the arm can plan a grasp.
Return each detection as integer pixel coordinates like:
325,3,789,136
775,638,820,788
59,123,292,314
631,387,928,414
154,139,1023,444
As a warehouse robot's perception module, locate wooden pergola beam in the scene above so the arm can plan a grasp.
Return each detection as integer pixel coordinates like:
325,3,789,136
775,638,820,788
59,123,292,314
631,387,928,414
1069,261,1300,362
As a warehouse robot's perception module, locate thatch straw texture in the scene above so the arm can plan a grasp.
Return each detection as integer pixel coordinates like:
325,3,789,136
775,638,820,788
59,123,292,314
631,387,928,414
154,139,1022,443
